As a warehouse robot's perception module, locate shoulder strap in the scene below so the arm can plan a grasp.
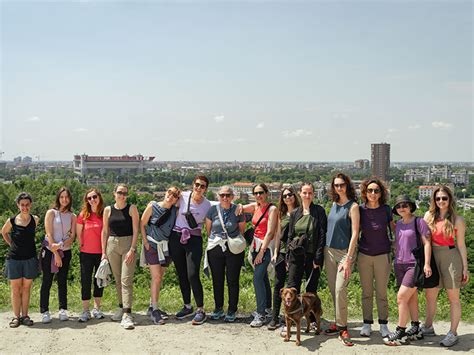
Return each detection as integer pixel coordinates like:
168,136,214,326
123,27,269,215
187,192,193,214
216,206,229,238
414,217,422,249
255,203,272,229
385,205,393,240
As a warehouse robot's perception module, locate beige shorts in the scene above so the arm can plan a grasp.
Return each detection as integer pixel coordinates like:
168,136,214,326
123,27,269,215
432,245,463,289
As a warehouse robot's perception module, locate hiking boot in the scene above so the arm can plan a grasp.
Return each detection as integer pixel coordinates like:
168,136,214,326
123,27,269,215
176,305,194,320
210,308,225,320
406,322,423,340
42,311,52,324
121,313,135,330
59,309,69,321
151,309,165,325
191,309,207,325
339,329,354,347
440,331,459,347
250,313,265,328
383,326,409,346
92,308,105,319
360,323,372,337
224,312,236,323
325,323,339,336
267,318,280,330
78,310,91,323
421,324,436,336
380,324,390,338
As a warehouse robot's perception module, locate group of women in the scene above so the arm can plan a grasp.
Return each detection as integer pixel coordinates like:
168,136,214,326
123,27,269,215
1,174,469,349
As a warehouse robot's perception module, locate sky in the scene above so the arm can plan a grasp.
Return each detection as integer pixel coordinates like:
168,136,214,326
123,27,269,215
1,0,472,162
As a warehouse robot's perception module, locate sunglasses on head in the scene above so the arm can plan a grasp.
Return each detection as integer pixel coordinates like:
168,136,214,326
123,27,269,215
367,188,381,194
116,191,128,196
194,182,207,189
334,183,346,188
283,192,294,199
253,191,265,196
219,193,232,198
436,196,449,202
396,202,410,210
87,194,98,201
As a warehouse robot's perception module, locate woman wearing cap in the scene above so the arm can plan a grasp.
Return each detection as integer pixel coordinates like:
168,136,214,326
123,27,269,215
383,195,432,346
358,177,392,339
323,174,358,346
422,185,469,347
205,186,246,323
169,175,212,325
2,192,39,327
141,186,180,325
268,186,300,330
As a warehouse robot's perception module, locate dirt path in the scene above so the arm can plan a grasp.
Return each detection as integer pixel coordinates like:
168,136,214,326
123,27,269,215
1,312,473,354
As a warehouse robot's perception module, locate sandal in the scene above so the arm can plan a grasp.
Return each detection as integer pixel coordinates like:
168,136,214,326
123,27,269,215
20,315,34,326
9,317,21,328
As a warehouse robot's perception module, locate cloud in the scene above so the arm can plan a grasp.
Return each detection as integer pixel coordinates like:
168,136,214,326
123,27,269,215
214,115,224,123
282,129,313,138
74,128,88,132
180,138,224,145
432,121,453,129
408,124,421,130
26,116,40,122
387,128,398,133
256,122,265,129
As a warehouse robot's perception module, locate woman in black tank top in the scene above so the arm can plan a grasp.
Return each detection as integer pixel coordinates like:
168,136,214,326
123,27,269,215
1,192,39,327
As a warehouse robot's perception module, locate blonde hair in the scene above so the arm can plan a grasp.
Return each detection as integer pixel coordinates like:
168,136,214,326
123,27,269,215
426,185,456,238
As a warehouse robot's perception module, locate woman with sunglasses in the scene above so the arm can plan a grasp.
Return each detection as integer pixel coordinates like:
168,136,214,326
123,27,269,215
268,186,300,330
169,175,211,325
2,192,39,327
422,185,469,347
141,186,181,325
323,174,359,346
205,186,246,323
102,184,139,330
40,187,76,324
240,183,278,327
77,189,106,323
358,177,392,339
383,195,432,346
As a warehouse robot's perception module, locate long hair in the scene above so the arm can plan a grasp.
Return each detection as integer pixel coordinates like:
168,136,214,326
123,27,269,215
360,177,388,205
329,173,356,203
426,185,457,238
81,188,104,220
277,186,300,219
53,187,73,212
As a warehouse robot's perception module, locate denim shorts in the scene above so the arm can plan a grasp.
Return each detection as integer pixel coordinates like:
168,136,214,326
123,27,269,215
5,257,39,280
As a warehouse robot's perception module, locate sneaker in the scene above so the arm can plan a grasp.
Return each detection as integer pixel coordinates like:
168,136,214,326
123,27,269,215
380,324,390,338
210,309,225,320
191,309,207,325
265,308,272,319
440,331,459,347
92,308,105,319
146,306,153,317
339,330,354,347
59,309,69,321
325,323,339,336
121,313,135,330
42,311,52,324
111,308,124,322
224,312,236,323
383,326,409,346
267,318,280,330
176,305,194,320
158,308,169,320
421,324,436,336
150,309,165,325
360,323,372,337
78,310,91,323
250,313,265,328
280,325,288,337
406,322,423,340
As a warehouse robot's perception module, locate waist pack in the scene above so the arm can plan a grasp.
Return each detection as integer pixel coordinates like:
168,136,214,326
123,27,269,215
184,193,198,229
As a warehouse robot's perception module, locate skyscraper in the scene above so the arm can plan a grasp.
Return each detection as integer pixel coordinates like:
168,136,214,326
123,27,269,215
371,143,390,181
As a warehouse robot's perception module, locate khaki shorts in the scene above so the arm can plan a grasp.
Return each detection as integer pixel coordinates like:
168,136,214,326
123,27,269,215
432,245,462,289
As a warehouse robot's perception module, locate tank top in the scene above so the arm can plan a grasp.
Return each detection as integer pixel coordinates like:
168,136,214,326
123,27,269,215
44,210,73,251
109,204,133,237
9,214,37,260
252,204,271,240
326,201,353,250
431,220,456,246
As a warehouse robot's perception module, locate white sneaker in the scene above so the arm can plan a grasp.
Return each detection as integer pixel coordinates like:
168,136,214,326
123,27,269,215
59,309,69,321
360,323,372,337
250,313,265,328
121,313,135,330
440,331,459,347
111,308,124,322
421,324,436,336
78,310,91,323
380,324,390,338
92,308,105,319
42,311,51,324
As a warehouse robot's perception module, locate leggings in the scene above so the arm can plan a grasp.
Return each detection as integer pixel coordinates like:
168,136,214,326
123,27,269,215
169,232,204,307
80,252,104,301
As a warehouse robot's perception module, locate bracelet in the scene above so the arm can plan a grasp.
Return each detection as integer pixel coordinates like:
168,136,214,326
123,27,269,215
346,254,354,261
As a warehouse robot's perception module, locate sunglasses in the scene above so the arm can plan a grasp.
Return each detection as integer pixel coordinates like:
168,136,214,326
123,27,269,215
436,196,449,202
253,191,265,196
219,193,232,198
283,193,294,199
194,182,207,190
367,188,381,194
116,191,128,196
334,183,346,189
167,190,179,199
396,202,410,210
87,194,98,201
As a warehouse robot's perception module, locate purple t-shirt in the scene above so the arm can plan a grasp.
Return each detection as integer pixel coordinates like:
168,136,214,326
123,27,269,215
174,191,211,235
358,204,392,256
395,217,430,265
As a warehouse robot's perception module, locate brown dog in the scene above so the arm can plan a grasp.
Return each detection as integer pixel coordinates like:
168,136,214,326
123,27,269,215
281,287,322,346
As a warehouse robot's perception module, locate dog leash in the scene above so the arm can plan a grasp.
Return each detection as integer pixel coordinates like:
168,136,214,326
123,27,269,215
303,269,314,292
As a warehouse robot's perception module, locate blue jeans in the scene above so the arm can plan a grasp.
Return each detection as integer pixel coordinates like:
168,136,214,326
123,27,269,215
253,249,271,315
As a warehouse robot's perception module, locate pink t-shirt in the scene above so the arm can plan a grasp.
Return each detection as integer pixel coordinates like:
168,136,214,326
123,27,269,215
77,212,103,254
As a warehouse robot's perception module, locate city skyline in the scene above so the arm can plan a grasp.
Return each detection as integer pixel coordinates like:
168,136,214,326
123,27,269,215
1,1,472,162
